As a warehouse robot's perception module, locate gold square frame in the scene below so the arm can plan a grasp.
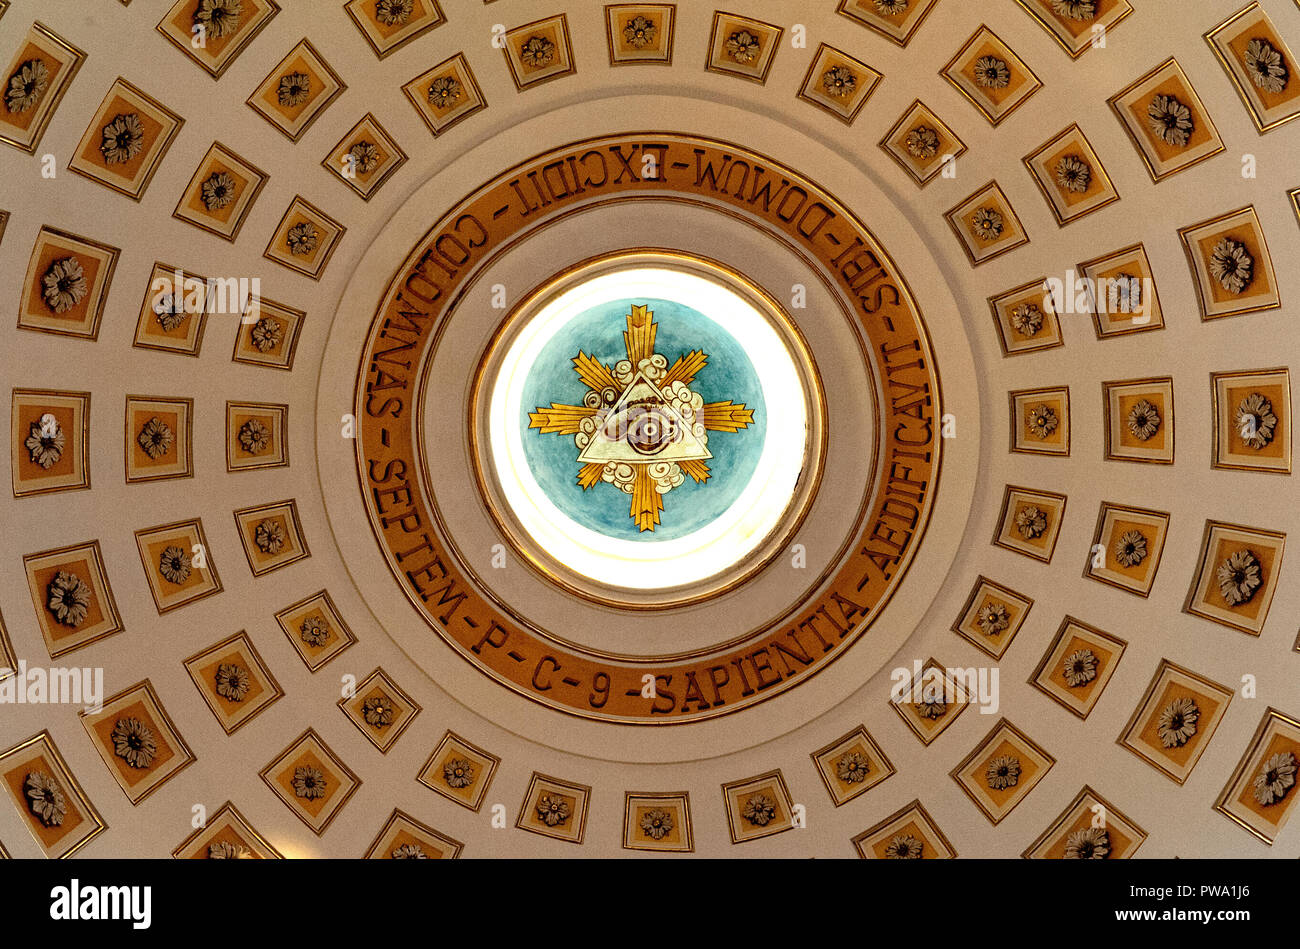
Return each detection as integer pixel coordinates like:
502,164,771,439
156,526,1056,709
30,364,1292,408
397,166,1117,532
852,799,956,859
232,297,305,371
516,771,591,844
989,278,1063,356
889,656,969,745
1030,616,1127,720
234,498,310,577
797,44,881,126
720,768,794,844
245,38,346,143
172,800,281,859
941,26,1042,126
951,575,1034,660
263,196,346,280
1108,57,1225,183
1206,3,1300,134
418,730,500,812
132,263,210,357
23,540,123,659
879,99,967,188
338,667,421,754
993,485,1067,563
1211,367,1291,474
1022,123,1119,226
67,77,184,201
172,141,269,242
125,395,194,483
226,400,289,472
1010,385,1069,456
156,0,280,79
0,731,105,858
1015,0,1132,59
183,630,284,735
503,15,576,91
623,790,693,852
946,180,1029,267
259,728,361,837
706,11,782,85
1023,785,1146,858
402,53,487,138
1214,707,1300,845
1083,502,1170,598
323,113,407,202
365,809,463,859
605,4,675,66
1117,659,1233,784
0,23,86,154
344,0,445,59
274,589,356,672
1183,519,1285,636
951,718,1055,825
836,0,941,48
79,679,195,805
1178,205,1280,321
133,517,222,614
11,388,90,498
1103,376,1174,464
810,725,895,807
1077,243,1163,338
0,608,15,678
18,226,119,340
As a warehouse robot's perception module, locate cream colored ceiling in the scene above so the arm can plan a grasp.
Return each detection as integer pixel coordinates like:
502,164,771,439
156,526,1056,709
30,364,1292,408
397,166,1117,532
0,0,1297,858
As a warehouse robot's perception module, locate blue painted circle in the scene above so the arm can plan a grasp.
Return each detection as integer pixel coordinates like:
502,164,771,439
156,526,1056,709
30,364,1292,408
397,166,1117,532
518,297,766,542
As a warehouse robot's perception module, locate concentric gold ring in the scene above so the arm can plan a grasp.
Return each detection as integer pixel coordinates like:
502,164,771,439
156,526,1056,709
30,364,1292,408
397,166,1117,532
353,132,943,724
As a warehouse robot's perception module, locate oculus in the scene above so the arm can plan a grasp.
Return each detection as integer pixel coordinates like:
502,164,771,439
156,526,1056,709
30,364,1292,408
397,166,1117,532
478,251,820,599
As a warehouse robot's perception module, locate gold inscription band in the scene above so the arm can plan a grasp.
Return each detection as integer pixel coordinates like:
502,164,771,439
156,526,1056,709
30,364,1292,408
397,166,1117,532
355,133,941,724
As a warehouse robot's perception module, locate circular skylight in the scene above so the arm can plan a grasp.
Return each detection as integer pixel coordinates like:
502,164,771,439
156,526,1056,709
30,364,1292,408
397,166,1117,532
484,259,815,593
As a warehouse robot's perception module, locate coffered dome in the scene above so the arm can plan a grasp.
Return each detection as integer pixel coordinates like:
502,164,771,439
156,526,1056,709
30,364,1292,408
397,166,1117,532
0,0,1296,859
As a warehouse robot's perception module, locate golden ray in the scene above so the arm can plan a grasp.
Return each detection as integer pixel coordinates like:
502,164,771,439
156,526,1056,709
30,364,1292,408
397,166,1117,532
528,403,597,434
631,464,663,532
572,352,618,393
699,401,754,433
661,350,708,388
680,459,711,484
623,305,656,367
577,462,604,490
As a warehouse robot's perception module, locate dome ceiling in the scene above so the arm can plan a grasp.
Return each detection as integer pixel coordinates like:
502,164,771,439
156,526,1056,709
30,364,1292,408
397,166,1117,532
0,0,1296,859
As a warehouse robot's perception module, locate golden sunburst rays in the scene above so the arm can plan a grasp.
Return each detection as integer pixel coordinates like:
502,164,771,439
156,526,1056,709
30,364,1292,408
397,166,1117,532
623,303,657,367
527,305,754,532
527,402,596,434
631,464,665,532
699,401,755,432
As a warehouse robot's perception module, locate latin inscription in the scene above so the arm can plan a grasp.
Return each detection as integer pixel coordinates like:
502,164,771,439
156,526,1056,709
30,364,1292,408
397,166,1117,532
356,135,940,723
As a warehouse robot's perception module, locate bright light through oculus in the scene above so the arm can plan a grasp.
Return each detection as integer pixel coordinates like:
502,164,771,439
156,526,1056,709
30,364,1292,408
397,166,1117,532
487,266,810,592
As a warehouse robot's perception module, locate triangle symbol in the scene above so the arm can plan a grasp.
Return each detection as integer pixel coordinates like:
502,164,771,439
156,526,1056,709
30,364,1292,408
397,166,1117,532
577,370,712,465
